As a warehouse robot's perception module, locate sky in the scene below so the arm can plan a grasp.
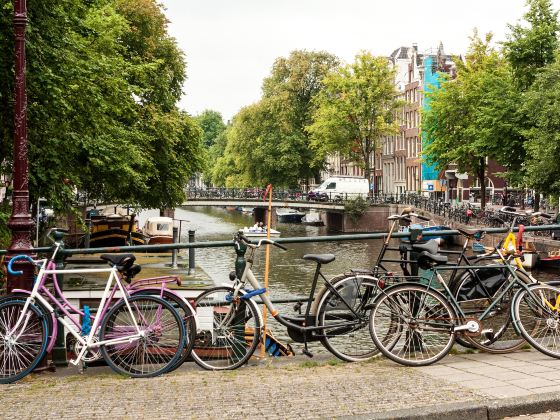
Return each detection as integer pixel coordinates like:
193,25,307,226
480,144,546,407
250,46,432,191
160,0,560,122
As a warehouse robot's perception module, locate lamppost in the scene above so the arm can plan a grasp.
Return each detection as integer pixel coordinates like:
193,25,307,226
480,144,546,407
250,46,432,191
7,0,35,291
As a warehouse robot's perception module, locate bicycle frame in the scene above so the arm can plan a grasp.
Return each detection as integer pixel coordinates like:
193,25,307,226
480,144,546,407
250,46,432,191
410,248,537,330
10,258,145,366
231,245,367,337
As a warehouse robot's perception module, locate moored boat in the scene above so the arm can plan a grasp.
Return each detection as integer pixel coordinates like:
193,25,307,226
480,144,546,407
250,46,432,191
143,216,174,245
301,210,324,226
538,250,560,269
276,208,305,223
87,209,145,248
242,227,281,238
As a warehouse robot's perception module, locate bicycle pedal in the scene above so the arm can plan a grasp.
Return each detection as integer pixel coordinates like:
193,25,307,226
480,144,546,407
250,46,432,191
302,349,314,358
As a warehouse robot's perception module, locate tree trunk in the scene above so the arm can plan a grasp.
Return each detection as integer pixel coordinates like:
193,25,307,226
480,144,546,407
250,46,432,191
364,151,374,197
478,158,486,210
534,192,540,211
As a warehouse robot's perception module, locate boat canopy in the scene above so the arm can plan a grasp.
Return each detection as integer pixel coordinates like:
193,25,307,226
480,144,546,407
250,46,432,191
143,217,173,236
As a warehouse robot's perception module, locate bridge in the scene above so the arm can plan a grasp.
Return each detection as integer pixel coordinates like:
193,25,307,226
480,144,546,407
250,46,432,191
181,198,344,211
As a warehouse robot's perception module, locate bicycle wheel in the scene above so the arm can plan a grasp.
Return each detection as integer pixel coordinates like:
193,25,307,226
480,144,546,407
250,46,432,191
99,295,184,378
191,286,261,370
512,283,560,358
369,284,456,366
0,300,49,383
131,289,196,372
0,292,54,347
312,273,381,362
449,264,530,353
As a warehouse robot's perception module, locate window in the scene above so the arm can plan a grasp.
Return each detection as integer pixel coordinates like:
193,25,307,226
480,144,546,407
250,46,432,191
326,182,336,189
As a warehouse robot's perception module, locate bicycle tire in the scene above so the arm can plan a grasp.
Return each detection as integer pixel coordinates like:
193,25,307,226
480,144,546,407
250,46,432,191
511,283,560,359
131,289,196,372
312,273,381,362
449,263,531,353
0,300,49,383
191,286,261,370
99,295,184,378
0,292,54,348
369,283,456,366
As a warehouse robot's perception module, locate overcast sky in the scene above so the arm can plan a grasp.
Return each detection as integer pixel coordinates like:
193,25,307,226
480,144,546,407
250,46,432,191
160,0,560,122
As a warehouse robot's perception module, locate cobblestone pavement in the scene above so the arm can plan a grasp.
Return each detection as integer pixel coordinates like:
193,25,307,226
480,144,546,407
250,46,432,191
0,355,486,420
3,349,560,419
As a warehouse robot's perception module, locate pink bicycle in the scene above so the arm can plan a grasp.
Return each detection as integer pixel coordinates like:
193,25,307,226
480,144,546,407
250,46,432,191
0,230,189,383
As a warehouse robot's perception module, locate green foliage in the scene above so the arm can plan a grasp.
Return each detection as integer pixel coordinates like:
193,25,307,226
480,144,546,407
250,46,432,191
0,0,203,212
308,52,400,192
502,0,560,195
213,50,339,188
0,202,10,250
344,196,369,224
522,57,560,196
503,0,560,90
195,110,226,148
422,32,523,207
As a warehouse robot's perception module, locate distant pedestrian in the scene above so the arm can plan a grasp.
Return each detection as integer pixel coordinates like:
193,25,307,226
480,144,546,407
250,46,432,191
465,208,473,224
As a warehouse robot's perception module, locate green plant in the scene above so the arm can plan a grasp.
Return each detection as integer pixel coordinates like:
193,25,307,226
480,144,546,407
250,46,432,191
0,202,10,250
344,196,369,224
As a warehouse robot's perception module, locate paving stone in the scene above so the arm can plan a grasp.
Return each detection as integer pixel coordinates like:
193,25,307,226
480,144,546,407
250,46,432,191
529,385,560,394
459,378,509,389
484,359,532,369
480,385,535,398
512,364,557,374
467,367,533,382
508,377,558,389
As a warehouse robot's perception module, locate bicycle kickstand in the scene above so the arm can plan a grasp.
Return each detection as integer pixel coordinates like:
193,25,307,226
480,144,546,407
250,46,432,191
79,360,88,374
302,337,314,358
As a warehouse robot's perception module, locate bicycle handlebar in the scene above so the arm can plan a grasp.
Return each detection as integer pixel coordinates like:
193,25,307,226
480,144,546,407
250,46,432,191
235,231,288,251
7,255,37,276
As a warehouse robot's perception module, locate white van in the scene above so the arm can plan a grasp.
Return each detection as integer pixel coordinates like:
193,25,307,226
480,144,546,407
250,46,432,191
310,176,370,201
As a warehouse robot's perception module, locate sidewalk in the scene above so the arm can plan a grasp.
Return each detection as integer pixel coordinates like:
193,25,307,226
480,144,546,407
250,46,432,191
2,349,560,419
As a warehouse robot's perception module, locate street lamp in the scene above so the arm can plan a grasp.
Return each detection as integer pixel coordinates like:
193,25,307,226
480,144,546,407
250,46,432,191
7,0,35,291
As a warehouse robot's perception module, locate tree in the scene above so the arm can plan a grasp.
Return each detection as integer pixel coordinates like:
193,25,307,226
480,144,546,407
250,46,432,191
504,0,560,91
503,0,560,208
522,58,560,198
423,32,522,209
214,50,339,188
0,0,203,216
195,110,226,147
307,52,399,194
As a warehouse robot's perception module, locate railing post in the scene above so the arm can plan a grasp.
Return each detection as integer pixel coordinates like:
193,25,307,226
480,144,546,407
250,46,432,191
188,229,195,275
171,227,178,269
51,231,68,367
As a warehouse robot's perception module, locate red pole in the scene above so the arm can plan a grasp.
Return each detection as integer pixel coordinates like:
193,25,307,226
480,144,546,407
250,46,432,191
7,0,35,292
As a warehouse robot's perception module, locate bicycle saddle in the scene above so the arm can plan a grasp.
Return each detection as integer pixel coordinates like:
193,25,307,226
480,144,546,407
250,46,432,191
100,253,136,270
412,239,439,255
303,254,335,264
417,251,448,270
457,228,485,239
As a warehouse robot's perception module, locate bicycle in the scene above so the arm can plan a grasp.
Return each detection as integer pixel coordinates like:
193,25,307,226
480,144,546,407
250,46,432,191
2,229,198,373
367,243,560,366
0,239,186,383
191,230,384,370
